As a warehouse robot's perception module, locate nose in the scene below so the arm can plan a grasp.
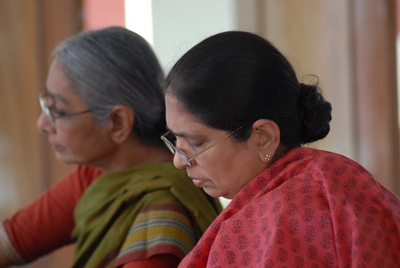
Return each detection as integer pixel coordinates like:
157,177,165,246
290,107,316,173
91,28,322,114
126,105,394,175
172,153,190,169
37,112,54,134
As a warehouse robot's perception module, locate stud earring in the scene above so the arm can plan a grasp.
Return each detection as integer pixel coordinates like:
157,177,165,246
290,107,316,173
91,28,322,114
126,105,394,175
265,154,271,161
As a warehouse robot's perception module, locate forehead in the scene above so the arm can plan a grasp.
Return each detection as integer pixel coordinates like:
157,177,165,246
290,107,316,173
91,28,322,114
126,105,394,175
45,59,83,105
165,94,205,133
46,60,70,89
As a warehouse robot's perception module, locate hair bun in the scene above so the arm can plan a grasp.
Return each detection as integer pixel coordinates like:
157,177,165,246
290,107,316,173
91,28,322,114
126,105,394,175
297,81,332,144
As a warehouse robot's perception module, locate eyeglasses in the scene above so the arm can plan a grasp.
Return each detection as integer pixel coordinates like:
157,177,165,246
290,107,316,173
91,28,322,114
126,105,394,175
39,93,93,127
161,124,247,166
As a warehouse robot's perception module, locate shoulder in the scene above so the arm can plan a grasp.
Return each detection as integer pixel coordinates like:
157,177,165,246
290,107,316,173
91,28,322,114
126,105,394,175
54,166,102,193
139,189,185,210
76,166,103,182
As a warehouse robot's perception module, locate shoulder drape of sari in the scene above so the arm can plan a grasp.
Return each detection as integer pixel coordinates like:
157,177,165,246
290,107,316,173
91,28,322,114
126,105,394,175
71,162,222,268
179,147,400,267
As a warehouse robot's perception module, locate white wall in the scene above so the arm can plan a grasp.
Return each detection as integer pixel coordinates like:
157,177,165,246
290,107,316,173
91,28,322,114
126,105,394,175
126,0,261,71
151,0,236,71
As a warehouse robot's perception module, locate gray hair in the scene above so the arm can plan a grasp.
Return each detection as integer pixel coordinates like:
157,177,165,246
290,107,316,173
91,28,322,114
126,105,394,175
54,27,166,146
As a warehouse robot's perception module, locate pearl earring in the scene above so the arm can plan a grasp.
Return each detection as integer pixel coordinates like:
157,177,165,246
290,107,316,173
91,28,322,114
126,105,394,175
265,154,271,161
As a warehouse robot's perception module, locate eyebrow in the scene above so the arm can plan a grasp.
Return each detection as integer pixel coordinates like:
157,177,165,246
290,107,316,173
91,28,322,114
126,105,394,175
166,127,205,139
44,87,69,104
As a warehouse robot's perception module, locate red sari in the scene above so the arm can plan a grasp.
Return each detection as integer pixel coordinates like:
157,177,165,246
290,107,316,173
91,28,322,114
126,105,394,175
179,147,400,267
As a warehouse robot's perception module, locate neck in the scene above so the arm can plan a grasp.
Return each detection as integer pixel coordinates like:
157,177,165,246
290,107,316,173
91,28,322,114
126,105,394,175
95,139,172,173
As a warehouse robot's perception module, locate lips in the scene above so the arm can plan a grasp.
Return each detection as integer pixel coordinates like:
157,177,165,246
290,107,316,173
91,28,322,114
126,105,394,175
190,178,206,187
51,144,65,152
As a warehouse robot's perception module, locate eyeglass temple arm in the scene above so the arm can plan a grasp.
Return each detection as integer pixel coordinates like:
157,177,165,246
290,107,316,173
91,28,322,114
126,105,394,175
187,124,247,161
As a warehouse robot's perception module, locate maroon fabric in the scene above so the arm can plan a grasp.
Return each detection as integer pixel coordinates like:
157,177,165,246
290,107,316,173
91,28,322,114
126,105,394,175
122,253,180,268
179,147,400,267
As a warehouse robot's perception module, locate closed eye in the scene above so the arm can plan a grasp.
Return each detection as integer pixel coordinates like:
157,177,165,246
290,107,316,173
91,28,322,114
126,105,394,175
188,140,204,148
51,108,67,118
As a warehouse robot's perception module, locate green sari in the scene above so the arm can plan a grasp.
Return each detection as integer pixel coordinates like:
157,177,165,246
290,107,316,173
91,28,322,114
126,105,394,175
71,162,222,268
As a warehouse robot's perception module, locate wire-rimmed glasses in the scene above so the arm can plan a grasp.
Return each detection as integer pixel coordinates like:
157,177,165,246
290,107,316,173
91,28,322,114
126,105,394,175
39,93,93,127
161,124,247,166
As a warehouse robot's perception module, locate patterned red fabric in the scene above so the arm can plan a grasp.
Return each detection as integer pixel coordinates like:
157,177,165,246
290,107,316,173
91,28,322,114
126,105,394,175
179,147,400,267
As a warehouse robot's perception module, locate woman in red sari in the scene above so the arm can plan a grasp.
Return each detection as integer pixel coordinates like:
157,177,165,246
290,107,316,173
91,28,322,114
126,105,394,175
162,31,400,267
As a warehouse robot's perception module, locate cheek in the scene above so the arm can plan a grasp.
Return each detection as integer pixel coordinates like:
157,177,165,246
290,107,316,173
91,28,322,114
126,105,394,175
57,122,106,151
199,157,234,187
200,147,252,188
55,131,88,157
58,130,112,165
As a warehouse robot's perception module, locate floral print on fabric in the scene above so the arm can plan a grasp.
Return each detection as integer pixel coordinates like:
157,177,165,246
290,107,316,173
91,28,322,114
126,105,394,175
179,147,400,268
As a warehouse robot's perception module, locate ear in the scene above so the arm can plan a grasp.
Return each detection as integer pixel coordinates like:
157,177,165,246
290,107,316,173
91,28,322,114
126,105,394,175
107,105,135,143
251,119,281,162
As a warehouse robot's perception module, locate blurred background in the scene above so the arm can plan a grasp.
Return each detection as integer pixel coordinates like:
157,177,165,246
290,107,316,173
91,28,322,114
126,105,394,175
0,0,399,267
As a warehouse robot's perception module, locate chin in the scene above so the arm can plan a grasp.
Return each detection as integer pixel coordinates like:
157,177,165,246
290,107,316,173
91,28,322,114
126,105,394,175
56,158,76,165
54,153,78,165
203,187,229,199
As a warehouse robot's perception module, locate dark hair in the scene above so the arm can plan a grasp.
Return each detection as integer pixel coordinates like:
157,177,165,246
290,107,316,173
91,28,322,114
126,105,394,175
54,27,166,146
164,31,332,149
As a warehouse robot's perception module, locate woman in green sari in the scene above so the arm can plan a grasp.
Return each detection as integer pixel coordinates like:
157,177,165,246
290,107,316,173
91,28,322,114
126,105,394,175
0,27,221,268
